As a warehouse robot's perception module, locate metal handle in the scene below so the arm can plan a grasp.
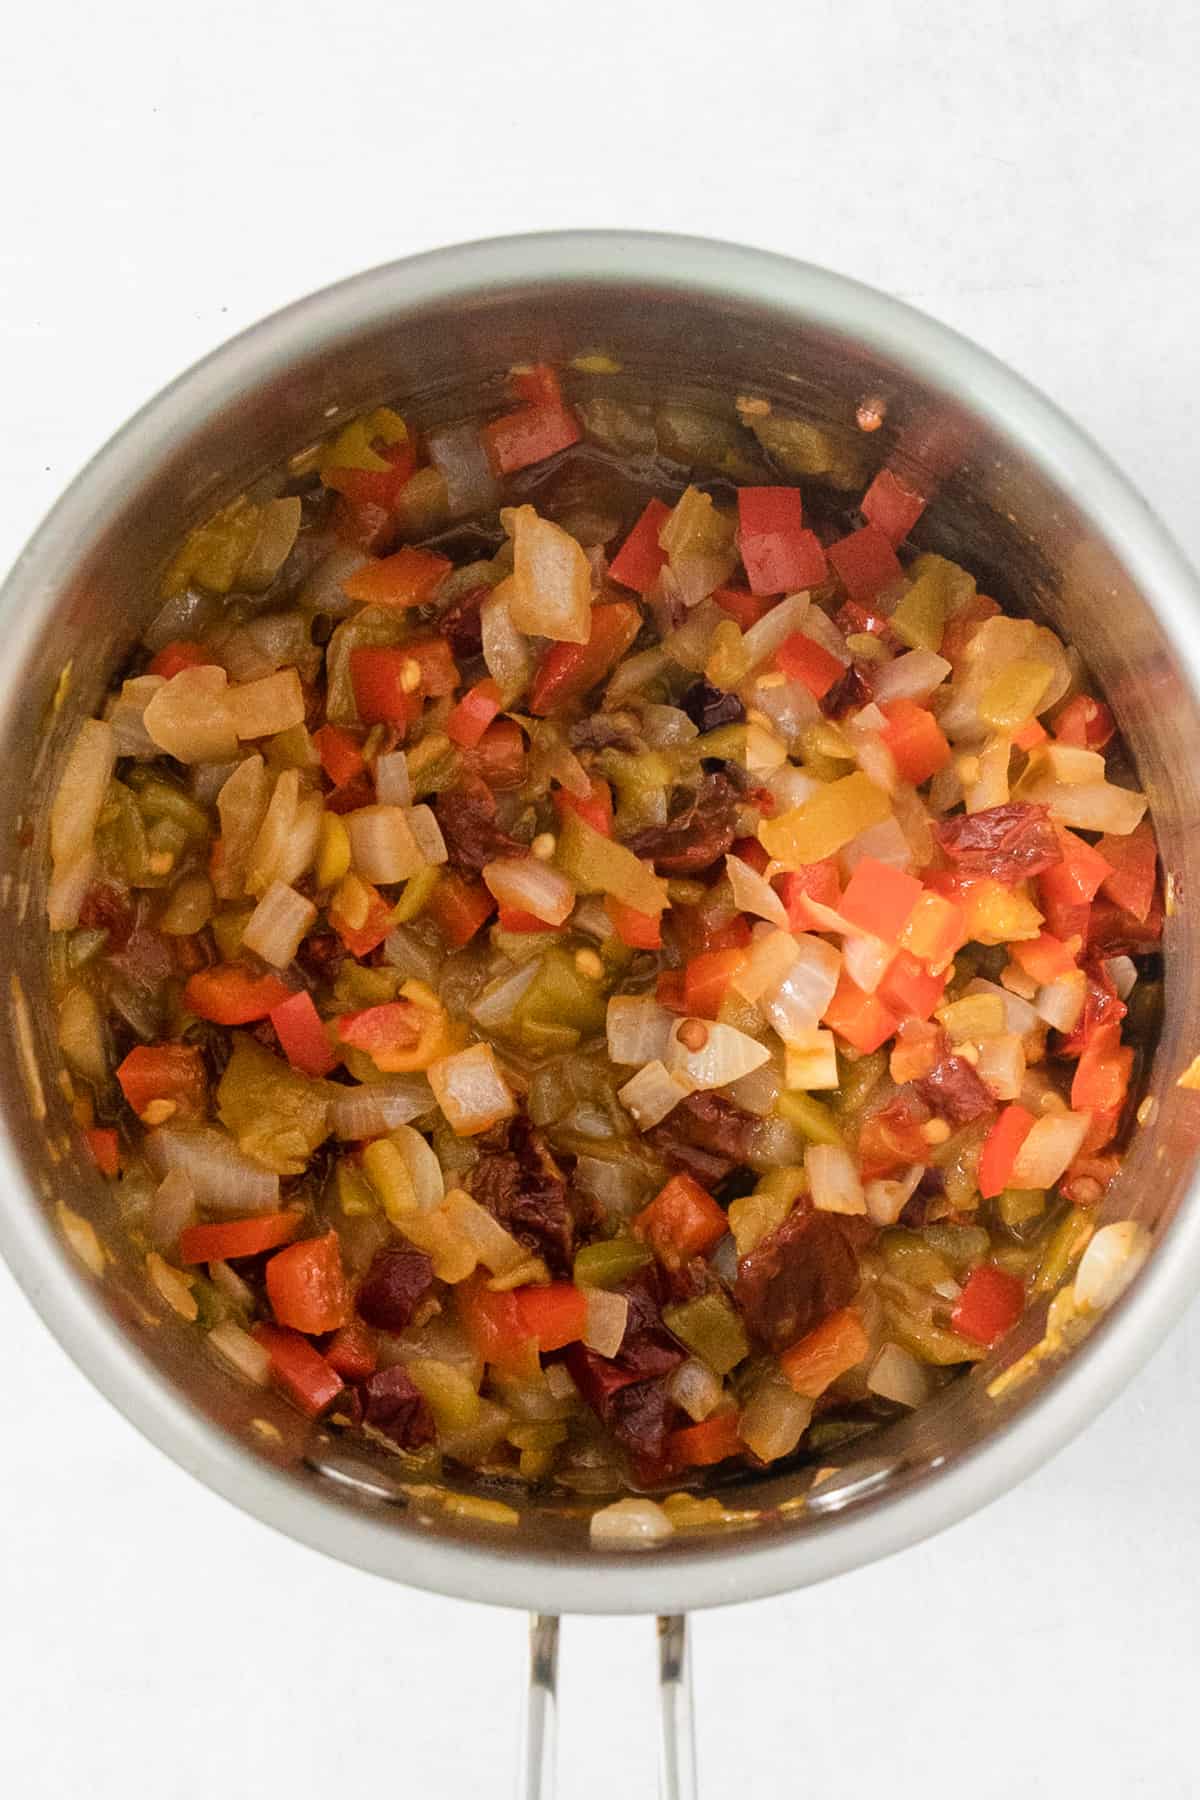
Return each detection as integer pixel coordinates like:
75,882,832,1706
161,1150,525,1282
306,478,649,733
516,1612,696,1799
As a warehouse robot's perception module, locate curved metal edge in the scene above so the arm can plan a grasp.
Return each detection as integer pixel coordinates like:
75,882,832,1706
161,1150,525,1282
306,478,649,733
3,231,1200,1616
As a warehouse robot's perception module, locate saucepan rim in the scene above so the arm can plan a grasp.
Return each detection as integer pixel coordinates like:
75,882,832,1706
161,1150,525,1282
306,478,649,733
3,229,1199,1614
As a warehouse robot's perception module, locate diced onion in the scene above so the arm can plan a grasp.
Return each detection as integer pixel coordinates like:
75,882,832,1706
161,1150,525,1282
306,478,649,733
864,1165,923,1226
731,927,797,1002
667,1020,770,1090
49,717,117,916
842,932,895,995
406,804,448,866
767,764,822,811
481,587,534,703
1010,1110,1091,1189
663,600,722,672
215,754,271,898
345,805,426,884
506,505,592,643
428,422,501,518
840,812,915,874
146,1125,280,1213
606,996,675,1066
605,646,670,702
966,978,1040,1038
245,769,321,896
867,1343,930,1407
1074,1219,1151,1313
106,675,168,758
590,1498,674,1546
382,924,445,984
962,735,1011,813
639,703,698,748
227,668,306,740
329,1075,434,1138
148,1167,196,1253
761,934,841,1043
668,1357,724,1422
1104,956,1138,1000
146,1251,198,1320
974,1033,1026,1101
618,1060,691,1128
298,543,367,618
583,1288,630,1358
428,1043,517,1136
469,960,540,1030
143,586,216,652
806,1142,866,1214
206,1320,272,1386
725,1054,783,1117
57,985,109,1085
872,649,952,704
574,1154,648,1225
738,1376,813,1461
744,673,820,740
797,604,851,665
784,1030,839,1091
742,592,810,671
726,854,788,928
374,750,412,806
850,730,897,794
483,856,574,926
388,1122,446,1212
443,1188,525,1273
1035,970,1086,1033
144,665,239,764
241,880,316,967
47,850,97,934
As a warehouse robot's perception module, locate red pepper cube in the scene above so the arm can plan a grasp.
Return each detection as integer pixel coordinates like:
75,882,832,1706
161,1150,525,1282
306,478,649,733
878,699,952,787
348,647,421,727
313,723,366,789
713,586,776,630
446,678,503,749
1009,932,1079,985
608,499,672,596
977,1105,1036,1200
827,523,904,602
481,404,581,476
634,1174,728,1268
266,1231,351,1336
1054,694,1115,749
529,602,641,715
269,990,337,1078
605,895,662,949
84,1127,120,1177
253,1323,344,1417
1097,822,1157,923
429,871,497,948
951,1265,1026,1346
877,950,947,1021
860,468,927,545
822,972,899,1054
1039,829,1112,908
775,631,845,699
840,858,924,942
553,776,613,838
775,862,842,928
737,487,827,595
683,948,746,1019
511,1282,589,1352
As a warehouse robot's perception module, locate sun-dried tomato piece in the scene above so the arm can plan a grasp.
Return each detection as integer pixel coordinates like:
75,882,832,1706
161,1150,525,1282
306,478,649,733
857,1087,933,1176
1058,961,1127,1058
645,1091,759,1186
355,1248,436,1332
469,1114,577,1275
434,777,526,871
360,1365,435,1449
934,802,1062,884
622,772,740,875
914,1053,995,1124
734,1210,859,1353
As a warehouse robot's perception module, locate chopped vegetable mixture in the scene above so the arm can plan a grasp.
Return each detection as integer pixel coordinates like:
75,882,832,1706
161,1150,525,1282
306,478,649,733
47,367,1162,1494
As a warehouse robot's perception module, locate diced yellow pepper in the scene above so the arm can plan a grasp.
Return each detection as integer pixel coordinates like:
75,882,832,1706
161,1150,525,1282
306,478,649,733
906,552,976,617
659,485,737,562
979,660,1054,731
319,407,408,478
335,1159,378,1217
775,1090,845,1146
890,570,946,652
936,993,1007,1041
405,1357,481,1432
960,878,1043,945
317,814,352,890
390,864,441,926
1033,1207,1094,1296
998,1187,1046,1229
705,619,749,690
758,772,891,866
362,1137,417,1221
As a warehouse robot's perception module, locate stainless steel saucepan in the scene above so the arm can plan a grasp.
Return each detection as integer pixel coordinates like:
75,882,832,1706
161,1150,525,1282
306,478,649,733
3,232,1200,1797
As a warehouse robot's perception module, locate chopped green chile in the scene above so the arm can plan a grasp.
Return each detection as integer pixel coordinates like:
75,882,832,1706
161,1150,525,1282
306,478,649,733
44,366,1158,1496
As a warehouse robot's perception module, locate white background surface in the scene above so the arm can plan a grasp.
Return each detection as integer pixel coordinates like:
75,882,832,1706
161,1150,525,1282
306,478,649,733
2,3,1199,1794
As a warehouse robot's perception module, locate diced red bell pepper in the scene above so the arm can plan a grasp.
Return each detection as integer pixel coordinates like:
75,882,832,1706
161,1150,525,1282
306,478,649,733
634,1174,728,1268
878,699,952,786
481,403,581,476
940,593,1002,665
336,1002,425,1059
1038,829,1111,942
683,948,746,1019
553,776,613,838
511,363,566,409
899,890,968,971
826,523,904,601
428,871,496,947
1088,892,1164,957
840,858,923,942
269,990,336,1078
313,723,366,789
951,1265,1025,1346
446,678,503,748
780,1306,870,1397
669,1410,743,1468
252,1323,344,1417
608,498,672,596
183,965,293,1025
736,487,826,595
978,1104,1036,1199
1013,716,1049,752
324,1321,378,1382
860,467,927,545
511,1282,589,1352
822,972,899,1054
402,637,460,699
329,882,393,959
1097,822,1157,924
713,586,775,630
84,1126,120,1177
605,895,662,949
348,648,421,728
147,640,218,680
266,1230,351,1335
775,631,845,698
877,949,947,1021
1071,1020,1133,1114
1009,932,1080,985
529,602,642,715
116,1042,207,1118
671,903,752,960
179,1212,303,1264
341,546,452,608
324,770,376,816
455,1274,539,1376
461,716,525,790
497,906,558,934
1054,694,1115,750
775,861,842,927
